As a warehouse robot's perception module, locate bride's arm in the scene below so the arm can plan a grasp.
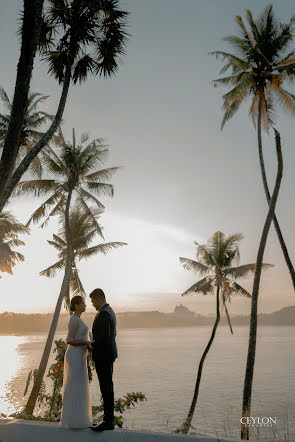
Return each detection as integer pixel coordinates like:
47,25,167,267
66,317,90,346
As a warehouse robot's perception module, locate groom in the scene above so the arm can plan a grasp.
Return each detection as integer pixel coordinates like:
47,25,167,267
90,288,118,432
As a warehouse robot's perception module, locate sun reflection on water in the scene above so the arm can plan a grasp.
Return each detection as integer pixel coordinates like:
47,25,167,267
0,335,26,415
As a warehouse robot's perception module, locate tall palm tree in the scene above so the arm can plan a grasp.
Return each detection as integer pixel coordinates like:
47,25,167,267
211,5,295,290
19,129,119,415
0,212,29,277
0,0,44,211
0,88,52,178
177,232,271,434
241,130,283,440
0,0,129,212
40,207,126,309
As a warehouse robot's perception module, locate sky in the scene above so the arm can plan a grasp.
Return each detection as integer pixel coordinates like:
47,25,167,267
1,0,295,315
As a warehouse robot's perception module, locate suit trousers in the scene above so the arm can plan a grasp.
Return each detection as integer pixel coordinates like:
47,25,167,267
95,359,114,425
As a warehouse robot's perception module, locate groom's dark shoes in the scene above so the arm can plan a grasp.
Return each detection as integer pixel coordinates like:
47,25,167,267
90,422,114,432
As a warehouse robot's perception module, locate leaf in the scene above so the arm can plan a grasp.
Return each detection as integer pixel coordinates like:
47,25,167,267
182,277,214,296
179,258,210,275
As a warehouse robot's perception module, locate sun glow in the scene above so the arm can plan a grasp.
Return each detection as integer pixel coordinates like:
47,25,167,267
0,335,25,415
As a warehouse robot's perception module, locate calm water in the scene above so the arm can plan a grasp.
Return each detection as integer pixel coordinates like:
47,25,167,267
0,326,295,439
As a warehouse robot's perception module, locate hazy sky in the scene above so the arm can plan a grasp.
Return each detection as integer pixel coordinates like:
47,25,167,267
1,0,295,315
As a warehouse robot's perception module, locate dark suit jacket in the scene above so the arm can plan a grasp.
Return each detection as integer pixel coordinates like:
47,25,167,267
91,303,118,362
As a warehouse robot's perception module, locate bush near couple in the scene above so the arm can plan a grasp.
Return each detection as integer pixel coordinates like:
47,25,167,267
60,288,117,432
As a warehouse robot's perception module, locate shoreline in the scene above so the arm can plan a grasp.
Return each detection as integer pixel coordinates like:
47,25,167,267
2,324,295,337
0,419,242,442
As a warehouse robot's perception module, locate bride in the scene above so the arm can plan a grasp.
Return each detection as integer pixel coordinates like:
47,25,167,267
60,295,92,428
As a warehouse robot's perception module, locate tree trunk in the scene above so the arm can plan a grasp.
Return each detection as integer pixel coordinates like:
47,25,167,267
0,65,71,212
0,0,44,195
24,190,73,416
181,287,220,434
257,99,295,290
241,130,283,440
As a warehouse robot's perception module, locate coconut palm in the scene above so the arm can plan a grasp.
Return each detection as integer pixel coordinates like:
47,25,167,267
20,129,119,415
0,0,129,212
211,5,295,290
0,88,52,178
0,212,29,277
177,231,271,434
241,130,283,440
0,0,44,211
24,208,126,414
40,207,126,309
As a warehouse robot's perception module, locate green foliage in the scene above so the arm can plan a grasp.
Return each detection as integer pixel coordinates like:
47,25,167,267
92,392,147,428
0,211,29,277
40,206,126,305
0,88,52,178
39,0,129,83
211,5,295,131
24,338,146,427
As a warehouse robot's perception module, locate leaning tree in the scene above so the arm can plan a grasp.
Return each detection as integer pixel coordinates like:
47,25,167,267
0,0,129,212
19,129,120,415
177,231,271,434
211,5,295,289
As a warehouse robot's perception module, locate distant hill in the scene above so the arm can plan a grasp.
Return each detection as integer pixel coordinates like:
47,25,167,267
0,305,294,334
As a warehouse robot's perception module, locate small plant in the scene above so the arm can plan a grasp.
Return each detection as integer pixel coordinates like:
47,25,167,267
92,392,147,428
24,338,146,427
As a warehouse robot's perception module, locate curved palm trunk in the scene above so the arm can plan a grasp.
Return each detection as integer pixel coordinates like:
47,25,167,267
24,190,73,415
257,99,295,290
241,130,283,440
224,300,233,334
181,287,220,434
0,64,72,213
0,0,44,199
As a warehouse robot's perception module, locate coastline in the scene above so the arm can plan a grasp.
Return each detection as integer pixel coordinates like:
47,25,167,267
0,419,242,442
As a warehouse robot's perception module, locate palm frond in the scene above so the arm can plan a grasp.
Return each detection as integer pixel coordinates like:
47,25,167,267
39,259,65,277
77,241,127,260
225,263,273,278
26,192,63,226
16,179,60,197
179,257,210,276
229,281,252,298
76,195,104,239
182,276,214,296
83,181,114,197
85,167,120,182
69,266,86,297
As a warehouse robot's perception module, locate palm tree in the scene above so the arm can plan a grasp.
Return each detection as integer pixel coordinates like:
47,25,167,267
0,0,129,212
177,231,271,434
0,212,29,277
241,130,283,440
25,208,126,414
40,207,126,309
211,5,295,290
0,0,44,211
0,88,52,178
19,129,119,415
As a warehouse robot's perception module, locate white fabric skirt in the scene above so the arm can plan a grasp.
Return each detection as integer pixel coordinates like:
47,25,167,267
60,345,92,428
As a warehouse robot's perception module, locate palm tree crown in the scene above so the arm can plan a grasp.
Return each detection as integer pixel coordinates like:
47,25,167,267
211,5,295,129
180,231,271,331
16,129,119,236
0,88,52,178
0,211,29,277
40,207,126,306
40,0,129,83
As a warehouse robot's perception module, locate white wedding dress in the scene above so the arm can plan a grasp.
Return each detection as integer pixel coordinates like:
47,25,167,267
60,315,92,428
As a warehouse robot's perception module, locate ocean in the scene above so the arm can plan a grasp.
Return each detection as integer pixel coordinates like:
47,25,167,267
0,325,294,440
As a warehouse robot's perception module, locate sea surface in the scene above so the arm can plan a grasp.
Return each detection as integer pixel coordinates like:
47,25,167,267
0,326,295,440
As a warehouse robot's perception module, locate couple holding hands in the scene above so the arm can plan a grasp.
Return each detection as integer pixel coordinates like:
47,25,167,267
60,288,117,432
